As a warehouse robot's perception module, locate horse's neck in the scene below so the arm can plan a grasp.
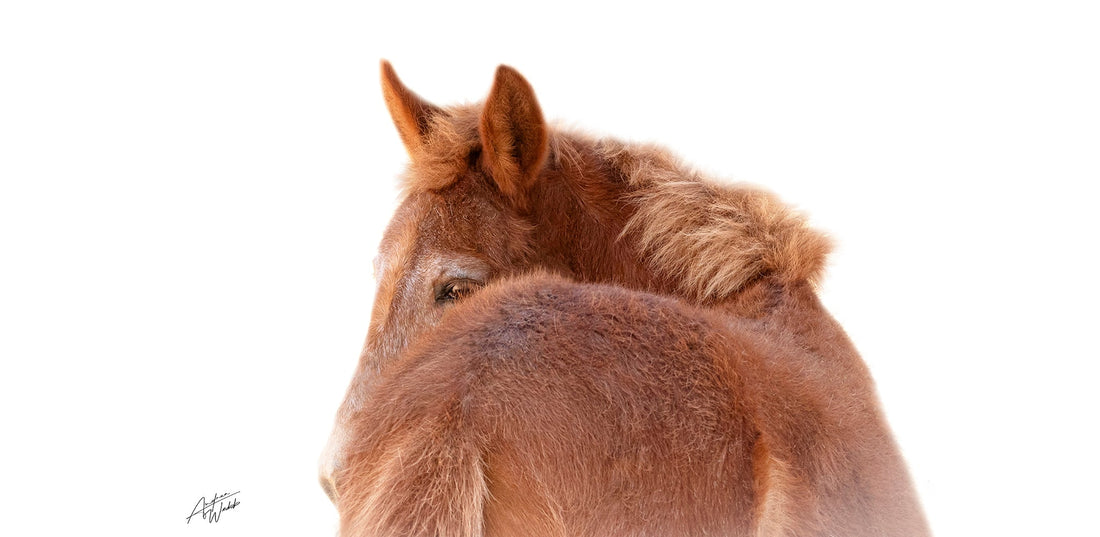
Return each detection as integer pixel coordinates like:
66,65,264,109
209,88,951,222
528,162,672,291
533,144,861,369
716,277,874,392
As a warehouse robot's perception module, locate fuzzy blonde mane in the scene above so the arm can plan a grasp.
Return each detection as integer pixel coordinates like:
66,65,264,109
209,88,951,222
600,140,833,301
399,102,832,302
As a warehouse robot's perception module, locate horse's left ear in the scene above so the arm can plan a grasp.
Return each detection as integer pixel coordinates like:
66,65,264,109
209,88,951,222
381,60,443,157
479,65,549,208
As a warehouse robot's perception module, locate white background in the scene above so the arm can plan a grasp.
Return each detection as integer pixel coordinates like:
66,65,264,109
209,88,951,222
2,1,1097,536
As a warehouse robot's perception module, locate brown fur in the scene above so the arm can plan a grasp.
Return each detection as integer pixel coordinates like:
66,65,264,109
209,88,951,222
320,62,930,537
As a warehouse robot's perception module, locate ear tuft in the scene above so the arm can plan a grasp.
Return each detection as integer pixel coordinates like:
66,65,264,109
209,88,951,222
381,60,443,157
478,65,549,208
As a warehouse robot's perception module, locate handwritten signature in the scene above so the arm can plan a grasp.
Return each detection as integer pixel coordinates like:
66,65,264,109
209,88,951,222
186,491,240,524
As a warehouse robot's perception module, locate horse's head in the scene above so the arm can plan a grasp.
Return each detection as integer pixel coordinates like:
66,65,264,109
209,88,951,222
320,62,556,503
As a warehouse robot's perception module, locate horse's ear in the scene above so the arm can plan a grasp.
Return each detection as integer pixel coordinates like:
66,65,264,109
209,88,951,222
381,60,443,157
479,65,549,208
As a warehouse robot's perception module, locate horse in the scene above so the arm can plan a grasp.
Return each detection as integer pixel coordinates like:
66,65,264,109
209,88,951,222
319,62,930,537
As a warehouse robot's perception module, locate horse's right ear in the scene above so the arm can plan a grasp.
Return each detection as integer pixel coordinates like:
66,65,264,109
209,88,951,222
479,65,549,210
380,60,443,157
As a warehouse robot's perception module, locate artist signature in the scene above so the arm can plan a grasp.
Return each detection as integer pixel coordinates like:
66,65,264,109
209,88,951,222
186,491,240,524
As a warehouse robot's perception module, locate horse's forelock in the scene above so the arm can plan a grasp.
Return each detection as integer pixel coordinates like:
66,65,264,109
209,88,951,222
398,105,483,196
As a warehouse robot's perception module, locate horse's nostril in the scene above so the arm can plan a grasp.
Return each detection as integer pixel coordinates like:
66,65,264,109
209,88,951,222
319,428,348,506
320,472,338,504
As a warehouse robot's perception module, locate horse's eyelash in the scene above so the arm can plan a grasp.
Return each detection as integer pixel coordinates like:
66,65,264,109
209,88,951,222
436,279,481,303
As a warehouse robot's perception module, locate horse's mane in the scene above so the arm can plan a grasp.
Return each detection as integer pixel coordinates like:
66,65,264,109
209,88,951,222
600,140,833,301
399,103,832,302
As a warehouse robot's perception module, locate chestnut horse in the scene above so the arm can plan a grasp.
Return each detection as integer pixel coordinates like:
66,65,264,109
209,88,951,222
320,62,929,537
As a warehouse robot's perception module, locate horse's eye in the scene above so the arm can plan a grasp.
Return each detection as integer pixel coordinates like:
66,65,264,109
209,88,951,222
435,279,482,304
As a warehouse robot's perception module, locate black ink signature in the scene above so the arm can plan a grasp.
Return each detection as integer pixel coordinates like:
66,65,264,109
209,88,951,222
186,491,240,524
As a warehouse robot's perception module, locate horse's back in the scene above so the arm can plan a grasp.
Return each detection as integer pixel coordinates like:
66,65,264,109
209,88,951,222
459,275,764,536
339,274,925,536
